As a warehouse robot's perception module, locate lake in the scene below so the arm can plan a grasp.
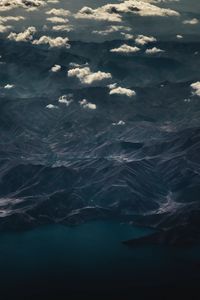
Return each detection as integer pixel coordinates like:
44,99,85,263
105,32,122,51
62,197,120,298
0,221,200,299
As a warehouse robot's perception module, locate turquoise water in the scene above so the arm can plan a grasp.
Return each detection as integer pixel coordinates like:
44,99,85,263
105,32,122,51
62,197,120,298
0,221,200,299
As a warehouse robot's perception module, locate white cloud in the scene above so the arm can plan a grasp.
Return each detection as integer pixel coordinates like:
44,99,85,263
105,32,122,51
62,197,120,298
46,8,71,17
75,6,121,22
183,18,199,25
0,0,46,12
121,33,134,40
8,27,36,42
75,0,179,23
52,24,73,32
51,64,61,72
112,120,125,126
135,34,157,45
58,94,73,106
93,25,131,36
0,16,25,23
145,47,165,54
108,83,117,89
47,0,59,3
68,67,112,85
0,24,12,33
191,82,200,97
32,36,70,48
47,17,69,24
110,44,140,54
109,86,136,97
79,99,97,110
4,84,14,89
46,104,58,109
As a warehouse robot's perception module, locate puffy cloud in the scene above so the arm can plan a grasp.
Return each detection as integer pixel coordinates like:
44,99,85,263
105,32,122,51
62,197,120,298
108,83,117,89
0,16,25,23
46,8,71,17
0,24,12,33
112,120,125,126
75,6,121,22
46,104,58,109
52,24,73,32
8,27,36,42
46,17,69,24
51,64,61,72
145,47,165,54
109,86,136,97
32,36,70,48
58,94,73,106
79,99,97,110
75,0,179,23
47,0,59,3
0,0,46,11
93,25,131,36
4,84,15,89
68,67,112,85
183,18,199,25
110,44,140,54
121,32,134,40
176,34,183,39
191,82,200,97
135,34,157,45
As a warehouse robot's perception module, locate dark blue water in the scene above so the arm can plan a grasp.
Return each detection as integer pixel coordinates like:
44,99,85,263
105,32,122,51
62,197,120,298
0,221,200,299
